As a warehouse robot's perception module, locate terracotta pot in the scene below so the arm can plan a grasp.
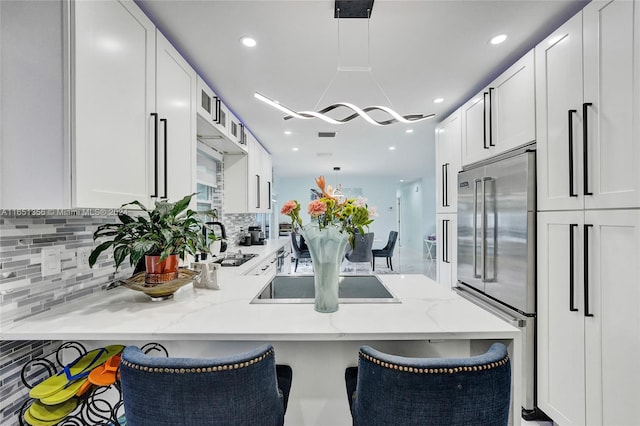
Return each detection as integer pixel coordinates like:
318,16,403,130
145,254,179,284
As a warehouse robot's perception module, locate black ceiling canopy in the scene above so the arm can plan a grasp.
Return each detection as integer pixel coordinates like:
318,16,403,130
334,0,374,19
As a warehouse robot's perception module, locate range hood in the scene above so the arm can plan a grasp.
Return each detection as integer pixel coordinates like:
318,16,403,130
197,115,248,155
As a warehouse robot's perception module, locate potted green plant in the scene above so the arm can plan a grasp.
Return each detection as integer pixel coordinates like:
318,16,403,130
89,193,214,284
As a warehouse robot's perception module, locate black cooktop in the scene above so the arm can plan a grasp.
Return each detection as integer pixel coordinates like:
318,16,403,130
214,253,258,267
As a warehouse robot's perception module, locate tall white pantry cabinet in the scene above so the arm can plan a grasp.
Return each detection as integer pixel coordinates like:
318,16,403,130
435,110,461,288
536,1,640,425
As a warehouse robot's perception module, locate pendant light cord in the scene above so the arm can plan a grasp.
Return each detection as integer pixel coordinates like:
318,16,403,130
314,6,395,110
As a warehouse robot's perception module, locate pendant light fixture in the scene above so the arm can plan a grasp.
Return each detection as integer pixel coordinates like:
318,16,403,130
255,2,435,126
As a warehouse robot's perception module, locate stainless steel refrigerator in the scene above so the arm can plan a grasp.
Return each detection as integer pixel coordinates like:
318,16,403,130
455,148,541,420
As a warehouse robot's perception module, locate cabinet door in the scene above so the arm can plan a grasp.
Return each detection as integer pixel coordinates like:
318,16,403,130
248,135,260,212
156,31,196,204
490,50,536,154
461,95,488,167
196,76,215,123
261,146,273,213
435,213,456,288
535,14,585,211
436,110,461,213
73,0,155,207
537,211,586,426
583,0,640,209
583,210,640,425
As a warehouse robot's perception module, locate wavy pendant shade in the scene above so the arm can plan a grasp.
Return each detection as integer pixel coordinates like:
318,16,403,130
254,92,434,126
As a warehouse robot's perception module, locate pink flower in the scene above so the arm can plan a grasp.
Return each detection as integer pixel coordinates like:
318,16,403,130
281,200,298,215
308,200,327,217
368,206,378,217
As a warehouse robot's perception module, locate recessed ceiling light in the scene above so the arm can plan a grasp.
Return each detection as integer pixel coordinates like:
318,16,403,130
405,129,414,134
292,147,299,151
399,179,405,183
241,37,257,47
389,146,396,151
433,98,444,104
490,34,507,45
284,130,292,135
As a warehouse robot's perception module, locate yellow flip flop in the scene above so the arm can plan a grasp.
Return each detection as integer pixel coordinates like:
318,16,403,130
23,410,58,426
29,345,124,401
27,399,77,424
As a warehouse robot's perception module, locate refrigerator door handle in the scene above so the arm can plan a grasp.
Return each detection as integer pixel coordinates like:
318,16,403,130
473,179,481,278
481,177,494,282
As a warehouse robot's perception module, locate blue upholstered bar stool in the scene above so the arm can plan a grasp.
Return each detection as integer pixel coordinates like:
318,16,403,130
345,343,511,426
120,344,292,426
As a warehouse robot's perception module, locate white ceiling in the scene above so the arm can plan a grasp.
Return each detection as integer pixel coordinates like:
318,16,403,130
136,0,588,181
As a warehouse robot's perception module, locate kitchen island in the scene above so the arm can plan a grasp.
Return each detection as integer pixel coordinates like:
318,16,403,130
1,242,521,425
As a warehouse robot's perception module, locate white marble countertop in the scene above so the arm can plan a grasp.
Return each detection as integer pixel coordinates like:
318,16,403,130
0,250,518,341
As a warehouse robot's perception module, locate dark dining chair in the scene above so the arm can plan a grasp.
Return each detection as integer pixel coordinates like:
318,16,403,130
371,230,398,271
290,232,311,272
345,343,511,426
120,344,292,426
345,232,374,273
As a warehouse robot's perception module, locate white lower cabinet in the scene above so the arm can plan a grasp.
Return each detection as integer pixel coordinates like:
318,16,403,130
537,210,640,425
435,213,457,288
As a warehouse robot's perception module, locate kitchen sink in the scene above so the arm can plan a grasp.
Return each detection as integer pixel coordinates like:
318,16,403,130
251,275,401,304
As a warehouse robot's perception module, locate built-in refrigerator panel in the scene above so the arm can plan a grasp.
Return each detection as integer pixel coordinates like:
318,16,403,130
457,150,536,315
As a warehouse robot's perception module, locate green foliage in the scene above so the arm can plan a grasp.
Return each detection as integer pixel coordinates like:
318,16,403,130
89,194,214,271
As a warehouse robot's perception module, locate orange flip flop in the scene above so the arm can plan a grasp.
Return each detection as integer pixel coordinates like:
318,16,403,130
88,354,121,386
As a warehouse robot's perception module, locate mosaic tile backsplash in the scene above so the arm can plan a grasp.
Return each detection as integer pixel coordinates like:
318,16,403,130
0,210,262,425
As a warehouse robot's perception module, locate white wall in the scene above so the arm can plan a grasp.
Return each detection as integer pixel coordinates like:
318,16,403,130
275,174,435,251
396,177,435,252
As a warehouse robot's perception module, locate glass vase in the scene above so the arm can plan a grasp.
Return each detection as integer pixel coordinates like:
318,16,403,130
302,224,348,313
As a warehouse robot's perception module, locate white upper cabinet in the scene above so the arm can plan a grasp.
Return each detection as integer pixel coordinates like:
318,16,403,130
583,0,640,209
535,13,584,211
224,131,272,213
461,95,488,166
462,50,536,167
435,110,462,213
155,30,196,204
73,0,156,208
489,51,536,153
195,77,246,155
537,0,640,211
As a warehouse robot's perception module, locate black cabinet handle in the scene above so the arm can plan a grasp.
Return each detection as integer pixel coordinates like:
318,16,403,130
213,97,220,123
483,92,489,149
150,113,159,198
568,110,578,197
443,219,450,264
256,174,261,209
441,164,445,207
214,98,221,124
584,224,594,317
160,118,168,199
569,224,578,312
488,88,495,147
268,181,272,210
583,103,593,196
444,163,450,207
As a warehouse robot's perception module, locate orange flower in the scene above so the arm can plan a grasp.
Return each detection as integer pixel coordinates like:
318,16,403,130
308,200,327,217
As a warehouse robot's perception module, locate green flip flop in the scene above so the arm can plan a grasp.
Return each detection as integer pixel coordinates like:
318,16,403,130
27,399,78,423
29,344,124,401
